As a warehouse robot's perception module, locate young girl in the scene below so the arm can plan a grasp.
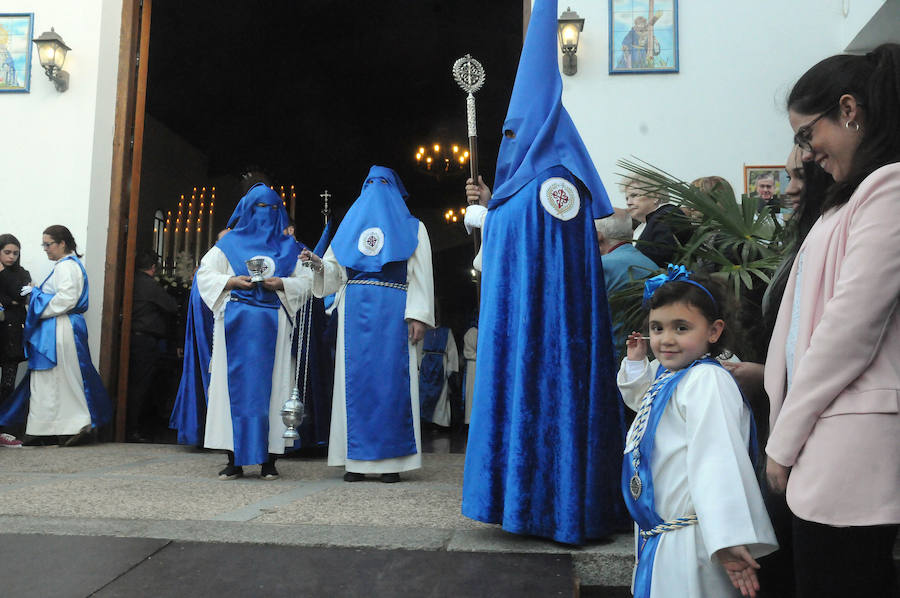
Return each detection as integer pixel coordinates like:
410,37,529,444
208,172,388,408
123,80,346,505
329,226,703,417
619,266,777,598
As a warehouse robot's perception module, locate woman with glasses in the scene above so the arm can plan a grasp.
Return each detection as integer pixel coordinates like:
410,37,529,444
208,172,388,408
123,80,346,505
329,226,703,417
763,43,900,596
0,225,112,446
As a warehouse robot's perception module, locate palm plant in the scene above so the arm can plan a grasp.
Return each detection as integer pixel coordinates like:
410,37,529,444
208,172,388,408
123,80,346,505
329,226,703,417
609,159,789,359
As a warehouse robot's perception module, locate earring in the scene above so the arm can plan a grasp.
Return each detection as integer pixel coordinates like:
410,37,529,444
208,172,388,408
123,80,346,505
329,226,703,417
845,120,860,132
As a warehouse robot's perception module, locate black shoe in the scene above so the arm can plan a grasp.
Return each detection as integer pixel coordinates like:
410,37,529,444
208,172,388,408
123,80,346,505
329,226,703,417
22,435,52,447
343,472,365,482
218,464,244,480
64,425,93,447
380,473,401,484
260,461,279,480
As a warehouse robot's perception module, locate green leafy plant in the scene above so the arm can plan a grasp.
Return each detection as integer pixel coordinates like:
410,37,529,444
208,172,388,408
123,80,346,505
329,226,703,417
609,159,789,359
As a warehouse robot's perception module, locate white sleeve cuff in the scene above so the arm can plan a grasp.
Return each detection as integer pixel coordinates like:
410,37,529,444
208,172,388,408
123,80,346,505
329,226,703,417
464,205,488,234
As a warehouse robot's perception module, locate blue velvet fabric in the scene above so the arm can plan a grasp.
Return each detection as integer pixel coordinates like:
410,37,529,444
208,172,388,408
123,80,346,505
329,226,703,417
343,262,416,461
330,166,419,272
490,0,610,222
418,326,450,423
169,277,214,446
0,257,112,428
462,166,626,545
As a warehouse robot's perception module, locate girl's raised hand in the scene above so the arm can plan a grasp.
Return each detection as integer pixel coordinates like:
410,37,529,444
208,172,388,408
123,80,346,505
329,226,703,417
625,331,648,361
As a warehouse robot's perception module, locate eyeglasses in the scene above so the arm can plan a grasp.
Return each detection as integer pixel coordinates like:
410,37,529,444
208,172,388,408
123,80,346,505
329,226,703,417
793,111,832,152
40,241,58,248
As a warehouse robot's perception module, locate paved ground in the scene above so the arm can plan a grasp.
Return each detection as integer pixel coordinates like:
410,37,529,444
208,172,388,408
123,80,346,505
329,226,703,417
0,438,634,597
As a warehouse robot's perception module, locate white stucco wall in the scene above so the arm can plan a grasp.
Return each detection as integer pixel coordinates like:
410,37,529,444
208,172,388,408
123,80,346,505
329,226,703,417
554,0,869,206
0,0,123,364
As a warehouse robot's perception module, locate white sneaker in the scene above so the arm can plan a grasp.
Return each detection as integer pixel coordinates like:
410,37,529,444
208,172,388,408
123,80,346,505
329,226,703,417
0,433,23,448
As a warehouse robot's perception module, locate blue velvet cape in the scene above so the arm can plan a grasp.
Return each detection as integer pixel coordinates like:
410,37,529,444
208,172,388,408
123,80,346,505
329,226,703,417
0,256,112,429
461,167,626,544
460,0,624,545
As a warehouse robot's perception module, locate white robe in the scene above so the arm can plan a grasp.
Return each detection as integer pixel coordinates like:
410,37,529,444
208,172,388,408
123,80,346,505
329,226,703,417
462,326,477,425
27,256,92,435
197,247,313,458
312,222,435,473
618,358,777,598
416,328,458,428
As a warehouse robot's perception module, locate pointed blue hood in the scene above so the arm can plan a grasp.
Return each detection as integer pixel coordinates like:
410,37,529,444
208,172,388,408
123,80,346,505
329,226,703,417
491,0,611,219
216,183,300,277
330,166,420,272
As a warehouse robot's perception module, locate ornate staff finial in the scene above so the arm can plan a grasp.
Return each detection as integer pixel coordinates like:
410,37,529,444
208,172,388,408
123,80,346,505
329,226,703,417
452,55,486,139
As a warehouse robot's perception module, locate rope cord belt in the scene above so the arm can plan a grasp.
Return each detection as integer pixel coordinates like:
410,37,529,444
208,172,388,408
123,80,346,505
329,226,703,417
639,515,698,539
347,279,408,291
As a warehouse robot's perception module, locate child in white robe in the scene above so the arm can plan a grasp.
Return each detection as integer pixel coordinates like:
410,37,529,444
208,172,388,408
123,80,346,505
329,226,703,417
618,266,777,598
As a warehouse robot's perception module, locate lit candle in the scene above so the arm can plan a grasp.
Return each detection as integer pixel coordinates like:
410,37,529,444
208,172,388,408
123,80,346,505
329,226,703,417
207,188,215,248
163,211,171,267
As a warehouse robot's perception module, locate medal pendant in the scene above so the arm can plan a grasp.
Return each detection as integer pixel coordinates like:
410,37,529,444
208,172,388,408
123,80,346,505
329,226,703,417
630,472,642,500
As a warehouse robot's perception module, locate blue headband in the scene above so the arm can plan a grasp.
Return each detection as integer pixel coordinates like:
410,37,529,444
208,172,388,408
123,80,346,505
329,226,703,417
642,264,718,311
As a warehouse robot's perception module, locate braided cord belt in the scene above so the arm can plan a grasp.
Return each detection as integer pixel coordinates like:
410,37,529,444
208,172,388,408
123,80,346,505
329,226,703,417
639,515,698,539
347,279,408,291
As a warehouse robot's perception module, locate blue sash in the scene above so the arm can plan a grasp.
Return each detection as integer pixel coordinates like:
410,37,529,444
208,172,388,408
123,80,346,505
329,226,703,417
343,261,416,460
0,257,112,428
418,327,449,423
622,358,758,598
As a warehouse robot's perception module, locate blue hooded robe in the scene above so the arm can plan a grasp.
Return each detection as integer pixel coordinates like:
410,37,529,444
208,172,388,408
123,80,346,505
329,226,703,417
201,183,303,466
326,166,427,463
460,0,626,544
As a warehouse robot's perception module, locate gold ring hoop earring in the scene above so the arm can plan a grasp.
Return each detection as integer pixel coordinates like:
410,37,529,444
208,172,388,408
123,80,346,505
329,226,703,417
845,120,860,131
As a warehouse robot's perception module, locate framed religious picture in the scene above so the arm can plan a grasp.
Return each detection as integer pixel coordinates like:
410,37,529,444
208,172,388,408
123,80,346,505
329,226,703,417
609,0,679,74
0,13,33,93
744,164,791,220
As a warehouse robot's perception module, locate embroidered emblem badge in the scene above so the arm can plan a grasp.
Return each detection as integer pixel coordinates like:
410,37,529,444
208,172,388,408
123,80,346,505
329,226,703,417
357,227,385,256
539,177,580,221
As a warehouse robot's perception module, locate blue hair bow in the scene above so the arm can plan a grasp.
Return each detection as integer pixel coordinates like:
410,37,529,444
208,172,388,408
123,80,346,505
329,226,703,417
642,264,717,310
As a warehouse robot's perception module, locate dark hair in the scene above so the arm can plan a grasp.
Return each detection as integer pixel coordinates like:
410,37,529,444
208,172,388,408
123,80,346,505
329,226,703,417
761,162,833,340
787,43,900,211
42,225,81,258
0,233,22,268
239,165,273,196
135,249,159,272
646,274,738,356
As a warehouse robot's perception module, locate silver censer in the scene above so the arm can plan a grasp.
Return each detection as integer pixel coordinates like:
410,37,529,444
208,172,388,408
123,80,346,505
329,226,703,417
280,388,306,441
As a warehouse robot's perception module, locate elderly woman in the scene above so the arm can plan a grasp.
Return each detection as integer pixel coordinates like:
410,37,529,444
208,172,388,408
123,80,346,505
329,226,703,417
0,225,112,446
622,175,690,267
765,44,900,597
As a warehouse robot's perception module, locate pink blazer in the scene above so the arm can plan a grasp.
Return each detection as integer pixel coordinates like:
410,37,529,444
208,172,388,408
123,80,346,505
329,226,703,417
765,162,900,527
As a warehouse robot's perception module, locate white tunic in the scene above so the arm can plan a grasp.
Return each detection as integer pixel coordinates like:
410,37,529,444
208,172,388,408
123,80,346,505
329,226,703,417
618,358,777,598
416,328,458,428
197,247,313,457
462,326,477,425
312,222,435,473
27,256,92,435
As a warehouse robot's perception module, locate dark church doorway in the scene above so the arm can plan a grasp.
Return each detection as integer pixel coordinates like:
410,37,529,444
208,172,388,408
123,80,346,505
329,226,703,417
103,1,525,441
